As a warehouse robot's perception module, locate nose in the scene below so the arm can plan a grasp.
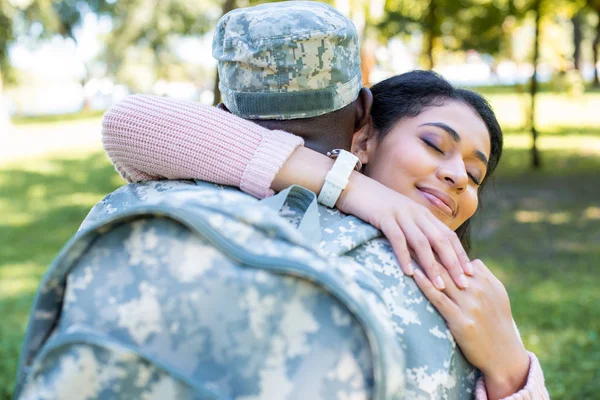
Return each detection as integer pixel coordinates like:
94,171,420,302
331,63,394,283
438,158,468,192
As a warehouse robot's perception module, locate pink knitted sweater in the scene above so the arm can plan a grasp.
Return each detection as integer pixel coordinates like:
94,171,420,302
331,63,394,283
102,94,549,400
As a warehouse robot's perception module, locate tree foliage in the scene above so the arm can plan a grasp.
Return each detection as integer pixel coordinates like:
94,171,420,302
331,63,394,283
0,0,226,90
379,0,513,67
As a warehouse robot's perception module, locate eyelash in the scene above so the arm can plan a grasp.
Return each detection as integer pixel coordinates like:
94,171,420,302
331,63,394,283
422,139,481,186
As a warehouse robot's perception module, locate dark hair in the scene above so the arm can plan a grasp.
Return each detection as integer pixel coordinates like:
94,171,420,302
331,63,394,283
370,70,503,253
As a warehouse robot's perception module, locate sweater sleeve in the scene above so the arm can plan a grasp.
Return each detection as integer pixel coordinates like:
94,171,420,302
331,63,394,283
474,352,550,400
101,94,304,199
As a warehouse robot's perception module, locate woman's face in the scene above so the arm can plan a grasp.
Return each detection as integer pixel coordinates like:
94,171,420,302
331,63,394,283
363,101,491,231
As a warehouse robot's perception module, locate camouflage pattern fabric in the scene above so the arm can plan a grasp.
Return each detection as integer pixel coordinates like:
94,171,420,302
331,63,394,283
213,1,361,120
319,216,479,399
80,181,480,398
15,181,405,400
279,193,480,398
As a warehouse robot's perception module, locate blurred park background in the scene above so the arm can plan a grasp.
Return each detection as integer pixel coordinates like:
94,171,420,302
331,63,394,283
0,0,599,398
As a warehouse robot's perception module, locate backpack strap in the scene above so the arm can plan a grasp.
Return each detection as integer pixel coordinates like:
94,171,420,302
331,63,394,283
260,185,322,243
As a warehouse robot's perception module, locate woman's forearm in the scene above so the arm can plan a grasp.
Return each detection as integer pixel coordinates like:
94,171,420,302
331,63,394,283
271,146,333,194
102,94,304,199
102,95,368,208
475,352,549,400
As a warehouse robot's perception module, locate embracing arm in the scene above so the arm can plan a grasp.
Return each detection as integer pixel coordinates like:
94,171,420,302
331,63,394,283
102,94,473,288
475,352,549,400
102,94,304,199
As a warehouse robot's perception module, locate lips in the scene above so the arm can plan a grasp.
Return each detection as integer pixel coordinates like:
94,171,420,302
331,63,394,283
417,187,457,217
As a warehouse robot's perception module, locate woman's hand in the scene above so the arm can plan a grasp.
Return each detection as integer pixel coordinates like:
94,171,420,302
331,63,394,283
413,259,530,400
273,146,473,290
337,171,473,290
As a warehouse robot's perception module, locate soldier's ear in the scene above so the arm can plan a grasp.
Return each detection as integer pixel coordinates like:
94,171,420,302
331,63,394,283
353,87,373,133
351,115,375,167
217,103,231,113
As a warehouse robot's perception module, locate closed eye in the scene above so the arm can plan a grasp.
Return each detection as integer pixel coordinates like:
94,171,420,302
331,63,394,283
423,138,482,185
468,173,481,186
422,139,444,155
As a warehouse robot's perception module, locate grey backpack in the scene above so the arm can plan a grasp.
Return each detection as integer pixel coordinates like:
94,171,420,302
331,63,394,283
15,181,405,400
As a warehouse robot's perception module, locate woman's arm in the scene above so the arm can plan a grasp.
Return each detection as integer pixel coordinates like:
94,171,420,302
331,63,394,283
413,261,550,400
102,94,303,199
475,352,549,400
102,94,473,289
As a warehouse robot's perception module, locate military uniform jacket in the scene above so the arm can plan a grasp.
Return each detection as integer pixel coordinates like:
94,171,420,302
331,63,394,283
17,181,477,399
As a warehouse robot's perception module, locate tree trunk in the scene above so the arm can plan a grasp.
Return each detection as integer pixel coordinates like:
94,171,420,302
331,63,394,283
593,8,600,88
213,0,237,106
572,13,582,70
529,0,542,169
361,39,377,86
0,70,10,134
423,0,437,69
80,64,91,111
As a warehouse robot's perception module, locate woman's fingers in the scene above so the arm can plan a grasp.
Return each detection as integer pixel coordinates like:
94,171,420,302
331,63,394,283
431,216,473,276
413,269,461,320
380,218,414,276
399,219,446,290
414,216,470,289
470,259,491,275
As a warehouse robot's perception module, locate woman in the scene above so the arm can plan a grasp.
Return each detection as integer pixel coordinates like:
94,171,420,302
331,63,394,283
102,71,548,399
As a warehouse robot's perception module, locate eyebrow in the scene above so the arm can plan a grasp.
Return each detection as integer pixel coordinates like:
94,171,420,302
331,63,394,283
419,122,489,166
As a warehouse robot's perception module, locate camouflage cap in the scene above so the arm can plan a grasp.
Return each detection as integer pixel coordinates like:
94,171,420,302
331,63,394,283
212,1,361,120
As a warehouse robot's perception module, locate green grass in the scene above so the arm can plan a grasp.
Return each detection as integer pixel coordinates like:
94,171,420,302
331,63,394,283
464,82,600,95
471,155,600,398
0,152,125,399
10,109,105,126
1,95,599,398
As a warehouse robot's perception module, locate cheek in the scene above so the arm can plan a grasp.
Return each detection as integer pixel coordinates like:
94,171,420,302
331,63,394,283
456,189,479,226
369,143,430,188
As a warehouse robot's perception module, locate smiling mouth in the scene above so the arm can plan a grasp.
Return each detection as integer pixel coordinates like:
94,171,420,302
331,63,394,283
417,188,456,218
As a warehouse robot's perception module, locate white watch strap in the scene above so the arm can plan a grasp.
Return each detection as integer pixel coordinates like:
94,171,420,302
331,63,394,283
317,150,359,208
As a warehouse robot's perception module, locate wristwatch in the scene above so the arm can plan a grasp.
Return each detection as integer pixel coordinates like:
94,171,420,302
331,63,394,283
317,149,361,208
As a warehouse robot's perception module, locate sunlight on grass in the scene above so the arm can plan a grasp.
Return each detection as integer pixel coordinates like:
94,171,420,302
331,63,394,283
0,213,36,227
488,93,600,130
26,184,48,199
530,281,567,304
523,326,598,362
16,160,65,175
583,207,600,220
51,192,104,208
514,210,573,225
497,133,600,176
528,281,599,308
503,134,600,153
0,262,45,299
0,138,102,167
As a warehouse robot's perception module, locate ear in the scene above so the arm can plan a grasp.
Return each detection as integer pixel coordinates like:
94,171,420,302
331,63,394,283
353,87,373,132
217,103,231,113
350,116,376,167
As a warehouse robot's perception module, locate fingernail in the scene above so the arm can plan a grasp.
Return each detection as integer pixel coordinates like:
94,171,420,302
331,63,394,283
405,262,414,275
458,274,469,288
434,275,446,290
465,262,474,275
